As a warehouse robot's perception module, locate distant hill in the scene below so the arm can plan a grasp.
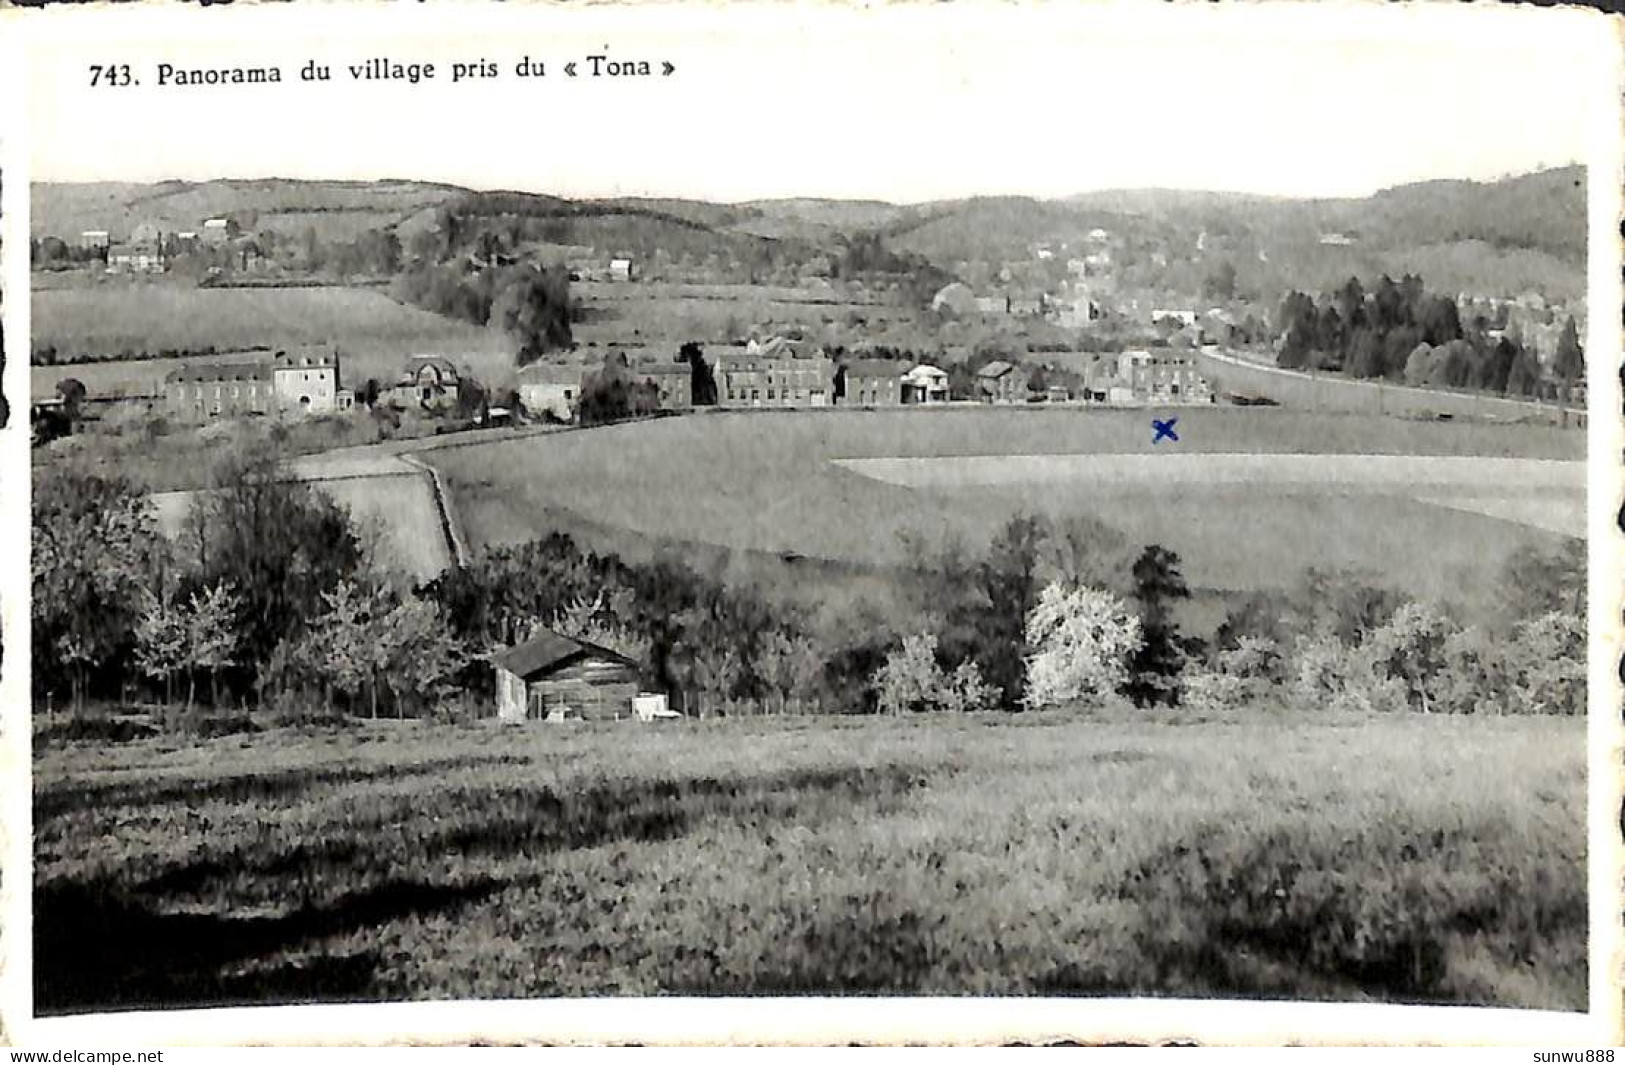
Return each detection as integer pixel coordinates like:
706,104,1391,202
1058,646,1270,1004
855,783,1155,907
32,178,466,244
32,167,1586,299
883,196,1159,263
1065,168,1584,261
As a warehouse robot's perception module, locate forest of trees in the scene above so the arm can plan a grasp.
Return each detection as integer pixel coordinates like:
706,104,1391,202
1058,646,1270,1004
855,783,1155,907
33,440,1587,728
1274,274,1580,398
391,210,574,362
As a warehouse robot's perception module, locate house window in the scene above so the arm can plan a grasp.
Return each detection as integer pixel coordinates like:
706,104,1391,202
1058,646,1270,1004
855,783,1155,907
564,389,574,401
751,389,760,401
767,389,776,400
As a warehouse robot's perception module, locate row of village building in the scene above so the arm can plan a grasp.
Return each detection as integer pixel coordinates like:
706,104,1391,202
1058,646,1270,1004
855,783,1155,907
513,337,1211,420
130,337,1212,423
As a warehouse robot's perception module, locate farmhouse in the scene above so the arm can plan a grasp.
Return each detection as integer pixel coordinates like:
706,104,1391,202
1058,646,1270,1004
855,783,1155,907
1117,350,1211,403
273,346,341,414
492,628,643,723
201,218,238,245
902,364,950,404
166,361,276,420
164,346,343,421
393,355,461,410
976,360,1030,403
840,359,907,406
714,337,834,408
517,361,589,421
630,363,692,409
107,243,163,274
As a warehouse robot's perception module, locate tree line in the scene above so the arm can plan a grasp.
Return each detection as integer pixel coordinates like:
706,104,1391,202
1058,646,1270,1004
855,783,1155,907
34,440,1586,725
1274,275,1581,398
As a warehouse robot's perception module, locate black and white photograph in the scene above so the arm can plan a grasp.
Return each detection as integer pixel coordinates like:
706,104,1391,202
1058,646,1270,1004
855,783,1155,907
4,2,1621,1047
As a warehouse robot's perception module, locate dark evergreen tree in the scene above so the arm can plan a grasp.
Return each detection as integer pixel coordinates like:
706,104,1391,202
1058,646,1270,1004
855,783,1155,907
1125,545,1191,707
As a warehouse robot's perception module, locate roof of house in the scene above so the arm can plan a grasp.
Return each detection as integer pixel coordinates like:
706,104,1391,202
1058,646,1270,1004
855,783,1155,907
516,361,591,385
274,346,336,370
632,363,690,377
977,360,1019,379
166,360,273,384
403,355,459,376
905,363,949,380
493,627,638,680
845,358,909,379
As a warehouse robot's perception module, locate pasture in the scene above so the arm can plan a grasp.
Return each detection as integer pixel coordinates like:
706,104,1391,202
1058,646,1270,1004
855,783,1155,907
33,710,1586,1012
570,280,907,353
149,458,454,583
30,283,515,389
423,408,1584,617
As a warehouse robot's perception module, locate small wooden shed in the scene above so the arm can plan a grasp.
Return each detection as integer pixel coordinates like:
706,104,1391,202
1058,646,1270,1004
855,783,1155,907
492,628,641,724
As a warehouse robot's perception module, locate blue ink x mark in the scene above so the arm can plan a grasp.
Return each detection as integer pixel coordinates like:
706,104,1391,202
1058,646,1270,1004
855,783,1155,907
1152,417,1180,444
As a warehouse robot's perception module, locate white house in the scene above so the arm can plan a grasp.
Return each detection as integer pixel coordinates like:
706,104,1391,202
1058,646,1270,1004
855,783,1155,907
609,257,634,282
517,362,589,421
272,346,340,414
902,364,950,404
201,218,237,244
107,244,163,274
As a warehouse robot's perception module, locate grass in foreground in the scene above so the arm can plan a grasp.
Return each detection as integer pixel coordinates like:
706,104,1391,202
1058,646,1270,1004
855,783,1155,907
34,710,1585,1013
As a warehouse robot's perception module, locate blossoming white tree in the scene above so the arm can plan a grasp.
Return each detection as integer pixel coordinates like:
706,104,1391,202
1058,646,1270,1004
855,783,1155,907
1022,582,1141,709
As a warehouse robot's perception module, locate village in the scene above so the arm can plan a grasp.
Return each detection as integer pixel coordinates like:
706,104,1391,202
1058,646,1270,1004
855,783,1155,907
29,181,1592,728
21,5,1599,1015
35,216,1233,432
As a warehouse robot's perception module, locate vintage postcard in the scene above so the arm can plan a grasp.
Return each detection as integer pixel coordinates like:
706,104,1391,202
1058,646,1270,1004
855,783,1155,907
0,0,1621,1048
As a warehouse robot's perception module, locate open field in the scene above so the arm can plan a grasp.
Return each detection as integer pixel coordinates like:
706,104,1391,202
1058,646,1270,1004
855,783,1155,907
33,711,1585,1012
837,453,1586,538
150,463,453,583
31,284,515,388
570,281,909,352
423,408,1583,615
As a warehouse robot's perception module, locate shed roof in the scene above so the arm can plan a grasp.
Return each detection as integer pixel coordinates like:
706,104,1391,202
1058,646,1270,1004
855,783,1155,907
492,627,639,680
977,360,1018,379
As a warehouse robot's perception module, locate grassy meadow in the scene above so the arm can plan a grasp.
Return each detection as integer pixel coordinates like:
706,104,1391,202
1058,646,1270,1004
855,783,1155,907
424,408,1583,617
569,280,909,354
31,283,515,388
34,710,1585,1013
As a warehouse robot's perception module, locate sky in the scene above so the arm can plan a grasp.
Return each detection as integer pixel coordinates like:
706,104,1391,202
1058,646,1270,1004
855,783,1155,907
19,2,1618,203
